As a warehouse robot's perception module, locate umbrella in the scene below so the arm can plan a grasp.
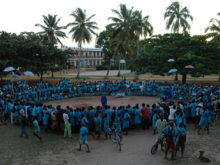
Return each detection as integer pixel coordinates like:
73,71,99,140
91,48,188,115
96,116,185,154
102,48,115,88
24,71,34,76
168,69,177,74
185,65,194,69
7,74,20,79
168,59,175,62
4,66,15,72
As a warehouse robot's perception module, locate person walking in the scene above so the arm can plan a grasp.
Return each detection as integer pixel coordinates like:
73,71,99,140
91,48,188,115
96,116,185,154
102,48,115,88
63,110,72,138
19,109,29,139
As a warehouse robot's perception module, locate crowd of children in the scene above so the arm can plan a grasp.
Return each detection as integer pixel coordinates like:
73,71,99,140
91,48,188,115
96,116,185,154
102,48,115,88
0,79,220,158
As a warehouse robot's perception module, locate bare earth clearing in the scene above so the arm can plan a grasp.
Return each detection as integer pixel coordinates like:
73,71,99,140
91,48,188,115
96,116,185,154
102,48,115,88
1,96,220,165
45,96,160,108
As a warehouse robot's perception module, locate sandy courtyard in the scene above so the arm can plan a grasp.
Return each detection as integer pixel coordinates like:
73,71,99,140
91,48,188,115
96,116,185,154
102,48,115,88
45,95,161,108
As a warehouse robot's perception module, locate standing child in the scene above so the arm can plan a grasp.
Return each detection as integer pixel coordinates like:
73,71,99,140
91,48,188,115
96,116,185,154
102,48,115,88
94,112,102,139
78,123,90,152
123,109,130,135
33,117,42,142
152,111,157,134
175,123,186,158
103,114,110,139
63,110,72,138
19,109,29,139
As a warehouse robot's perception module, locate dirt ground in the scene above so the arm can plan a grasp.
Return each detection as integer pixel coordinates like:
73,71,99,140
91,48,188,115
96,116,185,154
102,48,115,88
45,95,160,108
1,96,220,165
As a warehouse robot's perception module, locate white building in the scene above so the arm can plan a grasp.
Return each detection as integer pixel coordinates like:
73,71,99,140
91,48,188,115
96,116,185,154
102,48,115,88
63,47,104,69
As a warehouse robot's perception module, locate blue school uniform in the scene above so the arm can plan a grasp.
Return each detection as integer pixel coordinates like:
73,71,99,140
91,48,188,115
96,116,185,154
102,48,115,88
69,111,75,126
94,116,102,132
81,116,89,127
176,126,186,143
162,126,176,144
43,109,49,126
33,120,40,132
134,108,141,125
114,116,121,132
152,114,157,130
123,112,130,129
103,117,110,134
199,110,208,127
80,126,88,141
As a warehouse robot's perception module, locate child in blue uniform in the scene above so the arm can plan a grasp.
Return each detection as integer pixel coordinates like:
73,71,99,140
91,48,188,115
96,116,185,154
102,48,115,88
78,123,90,152
123,109,130,135
103,114,110,139
198,107,209,134
152,111,157,134
175,123,186,158
33,117,42,142
94,112,102,139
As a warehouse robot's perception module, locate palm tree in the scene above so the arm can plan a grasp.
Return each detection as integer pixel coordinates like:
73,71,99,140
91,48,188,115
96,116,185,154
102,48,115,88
132,10,153,54
105,4,134,78
67,8,98,79
164,1,193,81
164,1,193,34
35,14,67,46
35,14,67,78
205,13,220,81
205,13,220,41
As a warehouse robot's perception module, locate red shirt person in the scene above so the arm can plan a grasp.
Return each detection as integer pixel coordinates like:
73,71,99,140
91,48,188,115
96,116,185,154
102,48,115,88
141,103,149,129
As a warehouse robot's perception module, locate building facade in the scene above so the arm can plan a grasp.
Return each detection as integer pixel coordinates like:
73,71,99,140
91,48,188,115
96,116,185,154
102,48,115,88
64,47,104,69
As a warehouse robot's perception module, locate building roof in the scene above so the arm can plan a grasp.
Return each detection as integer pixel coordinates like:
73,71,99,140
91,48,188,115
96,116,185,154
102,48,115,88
61,46,102,51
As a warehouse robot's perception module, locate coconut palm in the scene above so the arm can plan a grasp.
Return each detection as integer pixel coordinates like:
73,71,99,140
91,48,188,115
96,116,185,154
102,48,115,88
164,1,193,81
132,10,153,54
205,12,220,81
205,12,220,41
35,14,67,46
164,1,193,34
105,4,134,78
67,8,98,79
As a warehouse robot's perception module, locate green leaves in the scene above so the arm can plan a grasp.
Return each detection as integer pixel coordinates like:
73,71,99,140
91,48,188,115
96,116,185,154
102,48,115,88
164,1,193,34
127,33,220,83
0,32,69,80
35,14,67,46
67,8,98,45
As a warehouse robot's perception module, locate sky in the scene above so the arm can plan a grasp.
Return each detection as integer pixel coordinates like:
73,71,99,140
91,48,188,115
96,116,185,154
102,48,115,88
0,0,219,47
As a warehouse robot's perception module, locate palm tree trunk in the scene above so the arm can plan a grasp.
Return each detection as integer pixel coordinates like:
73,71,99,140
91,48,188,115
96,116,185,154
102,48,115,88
51,70,54,78
117,55,121,77
77,43,82,79
105,40,121,79
182,73,187,84
40,71,43,81
175,73,178,81
219,71,220,82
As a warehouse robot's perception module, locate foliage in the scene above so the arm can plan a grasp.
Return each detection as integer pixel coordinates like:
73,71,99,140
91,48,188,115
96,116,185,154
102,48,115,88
0,31,69,80
67,8,98,78
35,14,67,46
127,33,220,83
164,1,193,34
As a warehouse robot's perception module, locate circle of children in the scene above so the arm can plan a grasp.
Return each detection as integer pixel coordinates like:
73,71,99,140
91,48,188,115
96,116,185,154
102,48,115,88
0,79,220,158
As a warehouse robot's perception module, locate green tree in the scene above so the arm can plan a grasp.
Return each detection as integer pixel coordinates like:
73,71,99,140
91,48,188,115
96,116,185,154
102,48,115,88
205,12,220,81
35,14,68,78
128,33,219,83
132,10,153,54
106,4,134,78
164,1,193,80
67,8,98,79
205,12,220,41
164,1,193,34
35,14,67,46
